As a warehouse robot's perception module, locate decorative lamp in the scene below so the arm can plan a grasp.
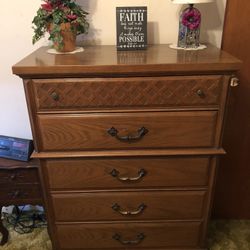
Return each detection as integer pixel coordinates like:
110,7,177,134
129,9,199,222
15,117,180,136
171,0,214,49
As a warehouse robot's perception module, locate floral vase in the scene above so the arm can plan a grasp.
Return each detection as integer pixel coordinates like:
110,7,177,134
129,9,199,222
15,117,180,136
178,5,201,48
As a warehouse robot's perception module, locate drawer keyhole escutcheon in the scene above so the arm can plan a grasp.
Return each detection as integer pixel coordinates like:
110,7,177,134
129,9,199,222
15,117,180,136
107,127,148,143
113,233,145,245
110,169,147,182
196,89,205,98
112,203,147,215
51,92,59,101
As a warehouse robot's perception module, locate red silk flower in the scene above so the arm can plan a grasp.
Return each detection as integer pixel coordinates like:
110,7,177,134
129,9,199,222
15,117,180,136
41,2,53,12
182,8,201,30
67,14,77,20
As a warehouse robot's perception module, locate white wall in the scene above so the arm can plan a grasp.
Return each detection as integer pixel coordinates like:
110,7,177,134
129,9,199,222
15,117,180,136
0,0,226,139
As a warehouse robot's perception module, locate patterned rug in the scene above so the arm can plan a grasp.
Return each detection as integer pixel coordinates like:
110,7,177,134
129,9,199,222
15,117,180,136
1,220,250,250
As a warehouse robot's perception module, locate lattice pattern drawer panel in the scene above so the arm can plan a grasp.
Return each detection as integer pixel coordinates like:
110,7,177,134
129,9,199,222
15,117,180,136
32,76,223,110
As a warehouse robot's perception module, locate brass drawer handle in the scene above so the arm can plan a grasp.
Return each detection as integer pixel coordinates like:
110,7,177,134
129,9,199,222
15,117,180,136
51,92,59,101
110,169,147,182
113,233,145,245
107,127,148,143
112,203,146,215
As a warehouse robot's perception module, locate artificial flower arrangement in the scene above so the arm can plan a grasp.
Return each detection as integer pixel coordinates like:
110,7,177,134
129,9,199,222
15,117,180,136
177,6,201,48
181,7,201,30
32,0,89,51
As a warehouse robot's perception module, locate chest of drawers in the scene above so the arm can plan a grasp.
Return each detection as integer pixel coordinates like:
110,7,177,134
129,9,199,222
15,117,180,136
12,45,241,250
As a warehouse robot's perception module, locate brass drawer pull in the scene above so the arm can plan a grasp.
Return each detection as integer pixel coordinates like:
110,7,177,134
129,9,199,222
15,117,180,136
107,127,148,143
196,89,205,98
51,92,59,101
110,169,147,182
112,203,146,215
113,233,145,245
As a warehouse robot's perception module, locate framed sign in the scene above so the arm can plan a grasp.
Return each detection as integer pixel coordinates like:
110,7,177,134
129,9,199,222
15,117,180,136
116,6,147,51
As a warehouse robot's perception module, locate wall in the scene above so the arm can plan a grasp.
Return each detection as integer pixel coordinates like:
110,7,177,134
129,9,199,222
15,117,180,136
0,0,226,139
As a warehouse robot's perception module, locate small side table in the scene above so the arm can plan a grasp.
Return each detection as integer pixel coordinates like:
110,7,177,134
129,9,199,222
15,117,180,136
0,158,43,245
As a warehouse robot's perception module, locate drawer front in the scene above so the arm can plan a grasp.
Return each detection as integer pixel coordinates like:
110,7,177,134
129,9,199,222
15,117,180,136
32,76,222,111
52,190,206,222
56,222,202,249
0,184,41,202
45,157,210,190
0,168,39,184
37,111,217,151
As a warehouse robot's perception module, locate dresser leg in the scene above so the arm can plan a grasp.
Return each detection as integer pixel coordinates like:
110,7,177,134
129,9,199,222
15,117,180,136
0,206,9,245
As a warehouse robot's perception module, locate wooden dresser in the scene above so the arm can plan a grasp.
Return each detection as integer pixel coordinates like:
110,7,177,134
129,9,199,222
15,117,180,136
12,45,241,250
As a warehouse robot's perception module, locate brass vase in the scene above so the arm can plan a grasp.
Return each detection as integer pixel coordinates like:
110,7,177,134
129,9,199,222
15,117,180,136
53,23,76,52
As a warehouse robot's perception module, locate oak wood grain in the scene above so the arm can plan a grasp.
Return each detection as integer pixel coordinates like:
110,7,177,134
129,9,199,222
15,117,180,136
12,45,241,78
32,76,223,111
44,157,210,190
12,44,241,250
37,111,217,151
56,221,202,249
51,190,206,222
34,148,226,158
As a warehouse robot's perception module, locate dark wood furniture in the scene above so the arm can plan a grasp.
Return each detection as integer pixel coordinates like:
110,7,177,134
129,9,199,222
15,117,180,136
12,45,241,250
213,0,250,219
0,158,42,245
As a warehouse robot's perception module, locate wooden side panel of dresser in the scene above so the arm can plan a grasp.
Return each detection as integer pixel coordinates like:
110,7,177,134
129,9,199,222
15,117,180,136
23,74,230,250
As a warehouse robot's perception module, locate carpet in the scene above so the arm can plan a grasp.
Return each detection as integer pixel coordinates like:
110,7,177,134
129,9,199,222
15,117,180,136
207,220,250,250
1,220,250,249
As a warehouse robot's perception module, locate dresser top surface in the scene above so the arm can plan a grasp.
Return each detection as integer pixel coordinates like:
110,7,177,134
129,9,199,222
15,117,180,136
12,44,241,77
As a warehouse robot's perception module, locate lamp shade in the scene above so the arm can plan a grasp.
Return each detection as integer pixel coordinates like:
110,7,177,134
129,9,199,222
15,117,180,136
171,0,213,3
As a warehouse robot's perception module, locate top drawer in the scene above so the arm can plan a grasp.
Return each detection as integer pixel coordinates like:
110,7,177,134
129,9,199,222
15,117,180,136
32,76,223,111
